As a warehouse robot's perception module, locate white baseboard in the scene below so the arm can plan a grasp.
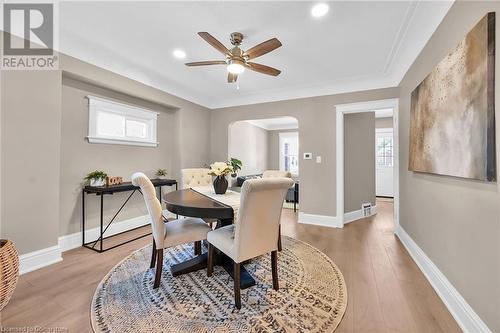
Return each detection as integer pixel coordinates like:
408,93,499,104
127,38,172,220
344,205,377,224
396,225,491,333
19,211,177,275
19,245,62,275
298,212,342,228
59,210,177,252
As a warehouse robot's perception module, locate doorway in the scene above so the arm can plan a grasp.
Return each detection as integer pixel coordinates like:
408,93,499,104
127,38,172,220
375,108,394,198
335,98,399,229
227,117,300,211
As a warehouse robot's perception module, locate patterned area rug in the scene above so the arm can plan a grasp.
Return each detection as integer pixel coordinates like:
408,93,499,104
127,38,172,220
91,236,347,332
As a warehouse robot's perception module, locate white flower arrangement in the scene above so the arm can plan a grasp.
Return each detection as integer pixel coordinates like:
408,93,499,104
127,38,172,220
208,162,234,177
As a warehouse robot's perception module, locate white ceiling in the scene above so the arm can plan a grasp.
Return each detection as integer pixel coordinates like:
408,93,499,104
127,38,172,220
59,1,453,109
245,117,298,131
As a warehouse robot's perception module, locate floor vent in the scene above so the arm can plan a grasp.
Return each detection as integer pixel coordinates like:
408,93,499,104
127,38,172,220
362,203,372,217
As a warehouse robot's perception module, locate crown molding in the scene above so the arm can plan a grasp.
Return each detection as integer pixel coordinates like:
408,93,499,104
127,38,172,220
59,1,453,110
211,73,396,109
388,0,454,86
383,1,420,74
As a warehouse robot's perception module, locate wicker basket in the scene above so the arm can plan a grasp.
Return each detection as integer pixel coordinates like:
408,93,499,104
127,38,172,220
0,239,19,311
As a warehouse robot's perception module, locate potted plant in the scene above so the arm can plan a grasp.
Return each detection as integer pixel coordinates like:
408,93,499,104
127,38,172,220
155,168,168,179
208,162,234,194
84,170,108,187
228,157,242,177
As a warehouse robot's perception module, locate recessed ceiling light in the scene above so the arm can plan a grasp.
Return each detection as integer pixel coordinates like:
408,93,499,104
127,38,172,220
173,49,186,59
311,3,329,18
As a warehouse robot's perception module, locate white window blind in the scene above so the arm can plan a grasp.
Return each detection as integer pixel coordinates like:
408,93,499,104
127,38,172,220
87,96,158,147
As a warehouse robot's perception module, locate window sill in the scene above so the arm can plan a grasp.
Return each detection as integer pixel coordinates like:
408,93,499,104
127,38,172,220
87,136,158,147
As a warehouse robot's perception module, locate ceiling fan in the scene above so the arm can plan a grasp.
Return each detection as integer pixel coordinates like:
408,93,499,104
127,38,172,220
185,32,282,83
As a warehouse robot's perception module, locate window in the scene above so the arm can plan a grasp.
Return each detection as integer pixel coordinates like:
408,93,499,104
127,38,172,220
279,132,299,175
376,129,393,167
87,96,158,147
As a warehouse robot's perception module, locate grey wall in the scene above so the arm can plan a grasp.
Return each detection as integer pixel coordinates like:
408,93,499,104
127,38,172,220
228,121,268,176
344,112,376,212
267,129,298,171
398,2,500,331
210,88,399,218
1,70,62,254
59,77,176,235
0,47,211,255
61,55,211,180
375,116,393,128
58,56,211,240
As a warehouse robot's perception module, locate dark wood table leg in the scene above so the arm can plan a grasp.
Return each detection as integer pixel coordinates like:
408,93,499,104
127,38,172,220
222,260,255,289
170,253,208,276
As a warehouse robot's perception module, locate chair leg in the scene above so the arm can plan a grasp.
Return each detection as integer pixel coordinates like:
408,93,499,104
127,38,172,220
271,250,279,291
277,224,282,252
150,239,157,268
207,242,214,277
233,261,241,309
153,249,163,289
194,241,202,255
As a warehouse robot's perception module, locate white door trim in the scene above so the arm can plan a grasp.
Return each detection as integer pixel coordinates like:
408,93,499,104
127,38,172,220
335,98,399,228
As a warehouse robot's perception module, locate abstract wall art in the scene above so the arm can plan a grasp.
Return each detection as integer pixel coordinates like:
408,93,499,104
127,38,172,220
409,12,496,181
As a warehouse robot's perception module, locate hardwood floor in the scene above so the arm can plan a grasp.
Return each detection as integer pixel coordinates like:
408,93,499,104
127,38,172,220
1,200,461,332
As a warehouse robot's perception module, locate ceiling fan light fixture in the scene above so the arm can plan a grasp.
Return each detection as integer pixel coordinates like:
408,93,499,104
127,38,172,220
187,31,282,83
227,59,245,74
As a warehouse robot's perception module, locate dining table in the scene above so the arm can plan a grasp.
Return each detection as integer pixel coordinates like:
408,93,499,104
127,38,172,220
163,187,255,289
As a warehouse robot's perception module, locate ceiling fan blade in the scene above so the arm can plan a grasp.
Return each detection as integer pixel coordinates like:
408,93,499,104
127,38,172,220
228,72,238,83
198,32,230,55
185,61,226,66
244,38,282,59
246,62,281,76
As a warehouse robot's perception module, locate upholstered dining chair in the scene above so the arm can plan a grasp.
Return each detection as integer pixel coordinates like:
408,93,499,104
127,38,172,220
262,170,293,251
131,172,211,289
262,170,292,178
181,168,212,189
206,177,294,309
181,168,219,255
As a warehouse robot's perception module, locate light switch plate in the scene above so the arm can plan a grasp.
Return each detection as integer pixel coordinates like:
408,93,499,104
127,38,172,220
316,156,322,163
303,152,312,160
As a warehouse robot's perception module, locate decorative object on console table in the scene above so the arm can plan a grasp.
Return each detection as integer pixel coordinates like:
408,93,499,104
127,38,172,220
208,161,233,194
85,170,108,187
0,239,19,311
155,168,168,179
106,176,123,186
409,12,496,181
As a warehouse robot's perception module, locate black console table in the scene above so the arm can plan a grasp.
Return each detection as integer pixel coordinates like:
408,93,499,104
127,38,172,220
82,178,177,253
